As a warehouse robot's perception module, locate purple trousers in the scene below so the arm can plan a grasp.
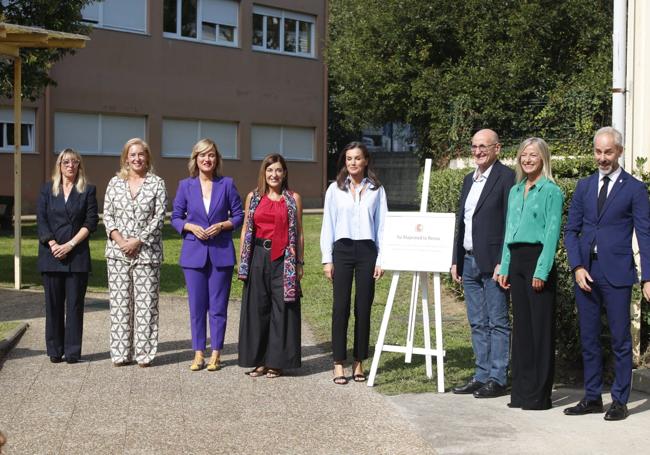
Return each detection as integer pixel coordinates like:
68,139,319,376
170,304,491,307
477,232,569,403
183,256,233,351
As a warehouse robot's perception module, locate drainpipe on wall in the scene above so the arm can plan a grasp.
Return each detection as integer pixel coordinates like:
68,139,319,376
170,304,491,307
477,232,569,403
612,0,627,168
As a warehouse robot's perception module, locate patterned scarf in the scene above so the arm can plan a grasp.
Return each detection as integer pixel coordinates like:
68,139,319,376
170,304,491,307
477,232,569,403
238,190,300,302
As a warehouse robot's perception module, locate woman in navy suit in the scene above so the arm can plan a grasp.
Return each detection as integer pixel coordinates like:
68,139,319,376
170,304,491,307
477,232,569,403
37,148,98,363
171,139,244,371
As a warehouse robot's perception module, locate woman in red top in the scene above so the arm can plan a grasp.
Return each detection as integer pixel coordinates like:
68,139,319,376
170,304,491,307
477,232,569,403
238,154,304,378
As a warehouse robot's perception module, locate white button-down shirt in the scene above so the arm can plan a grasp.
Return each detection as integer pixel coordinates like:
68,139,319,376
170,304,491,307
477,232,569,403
320,178,388,265
462,164,494,252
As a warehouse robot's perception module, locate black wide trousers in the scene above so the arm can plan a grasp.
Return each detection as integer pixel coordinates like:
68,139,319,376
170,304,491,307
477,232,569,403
42,271,89,360
331,238,378,362
238,246,301,369
508,244,556,410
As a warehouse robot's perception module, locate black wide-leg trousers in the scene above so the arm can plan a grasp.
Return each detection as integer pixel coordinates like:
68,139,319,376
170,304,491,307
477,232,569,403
238,246,301,369
42,271,89,360
508,244,556,410
331,238,378,362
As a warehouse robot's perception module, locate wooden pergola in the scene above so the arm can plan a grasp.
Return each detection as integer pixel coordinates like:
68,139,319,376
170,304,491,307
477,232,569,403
0,23,89,289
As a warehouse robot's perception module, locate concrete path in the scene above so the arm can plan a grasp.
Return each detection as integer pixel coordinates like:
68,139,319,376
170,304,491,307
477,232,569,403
0,288,434,455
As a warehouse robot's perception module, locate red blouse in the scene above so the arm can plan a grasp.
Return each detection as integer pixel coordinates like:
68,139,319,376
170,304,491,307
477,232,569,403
254,195,288,261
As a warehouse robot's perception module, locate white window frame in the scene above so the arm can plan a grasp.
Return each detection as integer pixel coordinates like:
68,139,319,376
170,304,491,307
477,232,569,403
54,112,146,156
252,5,316,58
81,0,148,34
0,107,36,154
161,118,239,159
251,124,315,161
163,0,239,48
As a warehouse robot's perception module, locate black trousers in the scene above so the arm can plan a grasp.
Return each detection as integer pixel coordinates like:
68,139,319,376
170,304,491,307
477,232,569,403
42,272,89,360
331,239,377,362
508,244,556,410
238,245,301,369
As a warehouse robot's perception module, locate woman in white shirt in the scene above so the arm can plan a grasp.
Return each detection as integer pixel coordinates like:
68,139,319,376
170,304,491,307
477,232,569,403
321,141,388,385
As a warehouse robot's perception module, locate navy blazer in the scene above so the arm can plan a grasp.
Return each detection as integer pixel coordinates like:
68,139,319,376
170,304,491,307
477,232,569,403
452,160,516,275
564,169,650,287
37,182,99,273
171,176,244,269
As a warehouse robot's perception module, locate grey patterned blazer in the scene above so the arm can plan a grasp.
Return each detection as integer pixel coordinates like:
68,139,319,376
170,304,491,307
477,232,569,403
104,173,168,265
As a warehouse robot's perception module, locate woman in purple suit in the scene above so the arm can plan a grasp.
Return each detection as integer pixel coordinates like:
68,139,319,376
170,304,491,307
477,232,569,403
171,139,244,371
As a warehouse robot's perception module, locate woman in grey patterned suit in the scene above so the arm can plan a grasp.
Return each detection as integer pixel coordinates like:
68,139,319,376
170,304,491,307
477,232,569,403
104,138,168,367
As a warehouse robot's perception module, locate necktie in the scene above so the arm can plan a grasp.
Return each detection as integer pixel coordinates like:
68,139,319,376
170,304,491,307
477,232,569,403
598,175,610,215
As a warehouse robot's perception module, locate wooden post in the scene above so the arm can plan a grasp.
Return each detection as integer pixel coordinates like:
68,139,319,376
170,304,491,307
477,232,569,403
13,56,21,289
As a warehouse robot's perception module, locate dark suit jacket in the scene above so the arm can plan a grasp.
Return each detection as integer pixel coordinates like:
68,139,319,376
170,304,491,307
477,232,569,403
564,169,650,287
37,182,99,273
452,160,515,275
170,176,244,269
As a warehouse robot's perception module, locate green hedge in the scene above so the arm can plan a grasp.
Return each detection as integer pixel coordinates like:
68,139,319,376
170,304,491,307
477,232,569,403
425,163,621,375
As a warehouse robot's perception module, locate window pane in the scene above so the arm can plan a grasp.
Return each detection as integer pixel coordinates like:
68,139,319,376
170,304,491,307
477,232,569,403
266,16,280,50
252,14,263,46
203,0,238,27
284,18,296,52
283,126,314,160
54,112,99,154
6,123,13,146
251,125,281,160
162,119,198,157
21,124,32,147
299,21,312,54
181,0,197,38
202,22,217,41
219,24,234,42
102,0,146,32
101,115,146,156
164,0,177,33
0,124,4,147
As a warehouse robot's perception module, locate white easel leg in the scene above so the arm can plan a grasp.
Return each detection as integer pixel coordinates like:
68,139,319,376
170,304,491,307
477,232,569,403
433,272,445,392
421,272,433,379
405,272,419,363
368,272,400,387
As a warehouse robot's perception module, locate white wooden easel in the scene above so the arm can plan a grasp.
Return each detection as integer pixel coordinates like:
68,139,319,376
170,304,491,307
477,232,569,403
367,159,447,392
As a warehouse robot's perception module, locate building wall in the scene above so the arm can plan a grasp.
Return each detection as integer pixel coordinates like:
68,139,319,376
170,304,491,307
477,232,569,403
0,0,327,213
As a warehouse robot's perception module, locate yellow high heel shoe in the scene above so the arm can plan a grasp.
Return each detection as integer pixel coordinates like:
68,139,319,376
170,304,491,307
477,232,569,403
206,351,221,372
190,351,205,371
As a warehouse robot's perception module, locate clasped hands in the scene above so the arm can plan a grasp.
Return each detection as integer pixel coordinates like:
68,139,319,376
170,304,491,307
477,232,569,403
49,241,73,260
118,237,142,258
186,222,223,241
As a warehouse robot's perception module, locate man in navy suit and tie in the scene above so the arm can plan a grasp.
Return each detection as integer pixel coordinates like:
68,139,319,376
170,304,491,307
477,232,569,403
564,127,650,421
451,129,515,398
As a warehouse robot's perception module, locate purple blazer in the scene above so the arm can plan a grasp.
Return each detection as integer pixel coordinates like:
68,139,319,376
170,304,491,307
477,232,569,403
171,176,244,269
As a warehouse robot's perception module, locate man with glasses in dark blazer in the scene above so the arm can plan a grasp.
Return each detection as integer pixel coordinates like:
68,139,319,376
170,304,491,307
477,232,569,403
451,129,515,398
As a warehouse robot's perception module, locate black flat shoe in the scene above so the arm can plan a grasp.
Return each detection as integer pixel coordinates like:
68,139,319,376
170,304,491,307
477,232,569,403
604,401,628,421
563,398,604,415
452,378,484,394
473,380,507,398
65,357,79,364
49,356,63,363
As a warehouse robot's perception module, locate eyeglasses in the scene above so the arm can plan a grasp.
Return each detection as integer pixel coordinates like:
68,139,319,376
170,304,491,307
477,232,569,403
470,143,498,153
61,159,80,167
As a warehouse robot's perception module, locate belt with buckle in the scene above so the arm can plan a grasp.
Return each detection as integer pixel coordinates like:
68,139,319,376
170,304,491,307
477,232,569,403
465,249,474,256
255,238,272,250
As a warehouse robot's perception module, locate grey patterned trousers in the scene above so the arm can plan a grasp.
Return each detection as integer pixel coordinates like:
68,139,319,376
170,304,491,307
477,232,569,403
107,259,160,364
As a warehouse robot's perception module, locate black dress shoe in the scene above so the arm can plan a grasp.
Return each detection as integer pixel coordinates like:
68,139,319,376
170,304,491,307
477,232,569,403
49,356,63,363
65,357,79,364
604,401,628,421
452,378,484,394
563,398,604,415
473,380,507,398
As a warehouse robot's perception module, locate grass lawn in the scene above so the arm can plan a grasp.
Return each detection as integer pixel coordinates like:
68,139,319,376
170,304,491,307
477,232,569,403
0,216,473,393
0,321,21,341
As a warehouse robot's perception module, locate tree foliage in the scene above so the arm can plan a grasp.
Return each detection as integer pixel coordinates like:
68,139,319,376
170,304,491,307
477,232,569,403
327,0,612,163
0,0,92,101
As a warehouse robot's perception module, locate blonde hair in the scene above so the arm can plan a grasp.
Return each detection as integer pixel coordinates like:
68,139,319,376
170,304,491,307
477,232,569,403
515,137,554,183
188,138,222,178
51,148,87,196
117,138,154,179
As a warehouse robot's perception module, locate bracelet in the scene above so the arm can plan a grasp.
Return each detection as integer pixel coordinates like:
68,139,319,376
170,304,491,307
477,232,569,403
68,240,77,248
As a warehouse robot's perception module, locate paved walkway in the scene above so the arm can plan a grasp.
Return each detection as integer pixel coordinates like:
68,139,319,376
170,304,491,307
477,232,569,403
2,287,650,454
0,288,434,455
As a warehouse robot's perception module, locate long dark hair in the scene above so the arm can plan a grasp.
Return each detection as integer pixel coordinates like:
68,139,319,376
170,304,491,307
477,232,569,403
257,153,289,194
335,141,382,191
